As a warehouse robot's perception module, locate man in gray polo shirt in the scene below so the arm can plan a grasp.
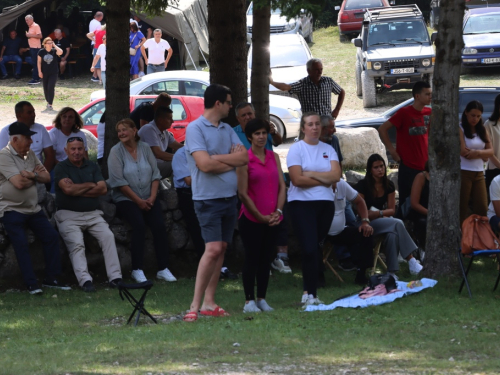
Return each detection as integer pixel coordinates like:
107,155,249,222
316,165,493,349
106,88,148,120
183,84,248,322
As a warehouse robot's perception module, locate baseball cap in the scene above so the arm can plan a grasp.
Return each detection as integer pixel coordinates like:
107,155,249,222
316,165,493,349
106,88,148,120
8,122,37,137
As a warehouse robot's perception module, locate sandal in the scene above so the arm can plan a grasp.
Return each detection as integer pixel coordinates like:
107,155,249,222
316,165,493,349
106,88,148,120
183,311,198,322
199,306,230,317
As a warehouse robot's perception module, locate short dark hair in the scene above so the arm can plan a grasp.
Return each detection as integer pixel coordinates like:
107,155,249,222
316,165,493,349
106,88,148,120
53,107,83,132
204,84,232,109
412,81,431,98
130,22,138,32
15,101,32,116
245,118,270,142
235,102,254,116
154,106,173,121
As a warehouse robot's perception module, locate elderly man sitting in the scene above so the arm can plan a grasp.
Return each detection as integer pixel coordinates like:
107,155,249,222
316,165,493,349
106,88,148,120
0,122,70,294
54,136,122,292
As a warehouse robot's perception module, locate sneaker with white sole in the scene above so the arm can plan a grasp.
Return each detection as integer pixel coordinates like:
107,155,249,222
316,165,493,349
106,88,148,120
301,293,309,304
408,258,423,275
138,71,145,77
131,269,147,283
243,300,261,313
256,299,274,312
304,294,323,306
28,284,43,295
157,267,177,282
271,257,292,273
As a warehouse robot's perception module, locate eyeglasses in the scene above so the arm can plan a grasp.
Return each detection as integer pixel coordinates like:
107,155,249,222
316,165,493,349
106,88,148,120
67,136,83,143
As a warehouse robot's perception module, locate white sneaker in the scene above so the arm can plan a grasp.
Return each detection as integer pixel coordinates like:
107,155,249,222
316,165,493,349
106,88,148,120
408,258,423,275
301,293,309,304
243,300,261,313
304,294,323,306
271,257,292,273
138,71,145,77
256,299,274,312
157,267,177,282
131,269,147,283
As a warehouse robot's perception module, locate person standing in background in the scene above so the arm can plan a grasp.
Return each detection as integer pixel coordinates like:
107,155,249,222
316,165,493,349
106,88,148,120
25,15,42,85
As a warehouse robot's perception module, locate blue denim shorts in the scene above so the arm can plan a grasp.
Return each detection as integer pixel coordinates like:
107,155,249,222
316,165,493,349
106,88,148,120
194,196,237,243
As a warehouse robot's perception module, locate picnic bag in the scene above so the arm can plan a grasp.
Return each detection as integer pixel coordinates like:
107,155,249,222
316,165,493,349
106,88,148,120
461,214,500,254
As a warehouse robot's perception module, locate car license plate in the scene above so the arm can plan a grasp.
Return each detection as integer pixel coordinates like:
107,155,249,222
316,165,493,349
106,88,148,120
355,12,364,18
391,68,414,74
482,58,500,64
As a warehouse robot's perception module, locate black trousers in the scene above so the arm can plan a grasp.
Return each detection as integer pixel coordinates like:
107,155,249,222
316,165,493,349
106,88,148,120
42,73,57,105
398,161,422,217
289,200,335,298
326,226,373,270
177,188,205,257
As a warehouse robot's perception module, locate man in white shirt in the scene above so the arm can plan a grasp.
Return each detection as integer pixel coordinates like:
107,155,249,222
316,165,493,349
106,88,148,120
137,106,182,178
89,11,103,82
141,29,173,75
0,101,55,172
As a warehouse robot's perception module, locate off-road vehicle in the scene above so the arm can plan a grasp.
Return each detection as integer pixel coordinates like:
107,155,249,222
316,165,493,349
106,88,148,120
353,5,436,108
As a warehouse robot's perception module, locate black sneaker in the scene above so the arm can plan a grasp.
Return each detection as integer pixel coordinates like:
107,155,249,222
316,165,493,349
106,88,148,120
27,284,43,295
108,278,122,288
59,74,65,80
354,269,368,285
82,280,96,293
91,77,100,82
339,259,357,272
220,268,238,280
14,74,21,79
42,279,72,290
1,74,8,80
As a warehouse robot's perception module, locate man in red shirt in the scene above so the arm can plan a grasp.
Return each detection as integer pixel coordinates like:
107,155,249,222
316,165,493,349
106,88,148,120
379,81,432,213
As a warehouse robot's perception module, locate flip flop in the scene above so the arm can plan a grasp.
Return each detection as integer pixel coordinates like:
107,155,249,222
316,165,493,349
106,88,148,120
183,311,198,322
199,306,230,317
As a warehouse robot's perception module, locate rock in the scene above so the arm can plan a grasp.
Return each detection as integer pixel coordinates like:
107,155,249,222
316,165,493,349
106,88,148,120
160,189,178,210
45,193,56,217
172,209,183,221
99,191,113,203
110,225,129,244
164,211,173,231
167,223,188,250
336,127,388,169
0,233,9,252
81,129,98,153
99,200,116,223
36,183,47,204
345,170,365,185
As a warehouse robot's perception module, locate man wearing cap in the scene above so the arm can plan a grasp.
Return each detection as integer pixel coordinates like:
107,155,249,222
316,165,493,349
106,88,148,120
54,136,122,293
0,122,69,294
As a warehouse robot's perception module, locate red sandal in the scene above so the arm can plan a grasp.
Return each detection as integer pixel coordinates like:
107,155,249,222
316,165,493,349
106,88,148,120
183,311,198,322
199,306,230,317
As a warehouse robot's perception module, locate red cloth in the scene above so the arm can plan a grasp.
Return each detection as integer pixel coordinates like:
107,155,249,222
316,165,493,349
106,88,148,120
390,105,431,170
94,29,106,49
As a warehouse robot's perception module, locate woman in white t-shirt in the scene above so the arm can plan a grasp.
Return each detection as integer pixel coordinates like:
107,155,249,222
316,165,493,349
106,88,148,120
287,112,341,306
459,100,493,224
484,94,500,196
49,107,88,163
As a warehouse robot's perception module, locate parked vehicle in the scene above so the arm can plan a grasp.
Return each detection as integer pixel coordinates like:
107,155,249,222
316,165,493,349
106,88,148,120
430,0,500,29
336,86,500,161
461,7,500,69
353,5,436,108
246,2,314,44
335,0,392,41
90,70,303,139
248,33,313,97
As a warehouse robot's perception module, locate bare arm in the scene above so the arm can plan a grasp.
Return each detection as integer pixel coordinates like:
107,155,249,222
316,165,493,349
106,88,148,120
269,76,292,92
53,44,63,56
150,146,174,162
210,144,248,167
37,55,42,78
62,47,70,60
410,173,428,216
493,201,500,218
86,32,95,41
353,194,369,220
90,53,101,72
302,160,341,185
9,173,36,189
288,165,325,188
0,46,6,60
170,141,183,152
165,47,173,67
58,178,98,196
270,124,283,146
331,88,345,119
237,165,271,224
183,176,192,186
191,150,234,174
141,44,148,63
82,180,107,197
379,120,400,162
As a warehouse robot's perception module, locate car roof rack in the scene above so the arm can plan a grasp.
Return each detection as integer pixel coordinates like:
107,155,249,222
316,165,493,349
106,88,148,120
365,4,422,22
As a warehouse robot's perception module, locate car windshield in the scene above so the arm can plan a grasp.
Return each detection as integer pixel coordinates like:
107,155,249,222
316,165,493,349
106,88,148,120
368,20,430,46
345,0,384,10
249,44,309,69
463,14,500,34
247,3,282,15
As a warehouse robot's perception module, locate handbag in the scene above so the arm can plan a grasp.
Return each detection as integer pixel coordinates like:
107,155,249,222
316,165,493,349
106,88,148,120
129,33,138,55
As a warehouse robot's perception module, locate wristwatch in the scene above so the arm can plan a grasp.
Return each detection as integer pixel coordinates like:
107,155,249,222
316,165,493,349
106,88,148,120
33,172,38,181
379,210,384,218
361,218,370,223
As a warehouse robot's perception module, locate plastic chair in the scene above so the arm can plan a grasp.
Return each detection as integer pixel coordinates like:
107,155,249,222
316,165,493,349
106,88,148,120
118,280,158,326
457,249,500,298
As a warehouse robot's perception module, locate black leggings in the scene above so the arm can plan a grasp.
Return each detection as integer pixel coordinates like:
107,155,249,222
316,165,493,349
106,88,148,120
289,200,335,298
115,198,169,271
42,73,57,105
239,213,276,300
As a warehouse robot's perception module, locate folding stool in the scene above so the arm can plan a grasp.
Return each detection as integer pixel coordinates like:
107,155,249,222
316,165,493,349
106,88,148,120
118,280,158,326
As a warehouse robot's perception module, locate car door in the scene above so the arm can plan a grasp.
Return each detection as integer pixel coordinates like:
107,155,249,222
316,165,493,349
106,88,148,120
183,80,208,97
79,100,105,136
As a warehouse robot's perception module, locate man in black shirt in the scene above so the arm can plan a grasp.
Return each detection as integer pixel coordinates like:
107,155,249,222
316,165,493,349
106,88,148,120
53,29,70,79
130,92,171,128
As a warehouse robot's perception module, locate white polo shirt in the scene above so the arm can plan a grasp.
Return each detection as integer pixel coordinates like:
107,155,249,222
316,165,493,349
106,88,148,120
89,19,101,45
143,38,171,64
0,123,53,162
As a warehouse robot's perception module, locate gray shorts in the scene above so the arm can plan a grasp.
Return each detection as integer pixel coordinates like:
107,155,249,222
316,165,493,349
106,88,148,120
193,196,237,244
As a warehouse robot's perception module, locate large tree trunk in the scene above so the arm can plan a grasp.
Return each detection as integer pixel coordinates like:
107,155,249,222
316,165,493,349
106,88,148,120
207,0,247,126
423,0,465,277
102,0,131,178
251,2,270,121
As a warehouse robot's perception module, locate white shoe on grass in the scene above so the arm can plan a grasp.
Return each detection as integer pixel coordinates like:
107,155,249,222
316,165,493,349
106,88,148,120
243,300,261,313
131,269,147,283
408,258,423,275
157,267,177,282
271,257,292,273
256,299,274,312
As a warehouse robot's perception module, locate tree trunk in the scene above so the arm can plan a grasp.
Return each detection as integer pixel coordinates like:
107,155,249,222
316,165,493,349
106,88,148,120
251,2,270,121
207,0,247,126
423,0,465,277
101,0,131,178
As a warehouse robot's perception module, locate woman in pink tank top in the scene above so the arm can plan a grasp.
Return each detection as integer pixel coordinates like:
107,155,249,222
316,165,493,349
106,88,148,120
237,119,286,313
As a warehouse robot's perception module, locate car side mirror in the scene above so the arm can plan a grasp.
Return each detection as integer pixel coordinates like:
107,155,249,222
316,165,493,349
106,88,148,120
431,32,437,43
335,6,341,10
353,38,362,48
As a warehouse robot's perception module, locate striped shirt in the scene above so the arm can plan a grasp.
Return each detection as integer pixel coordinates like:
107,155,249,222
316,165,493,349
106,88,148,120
290,76,343,116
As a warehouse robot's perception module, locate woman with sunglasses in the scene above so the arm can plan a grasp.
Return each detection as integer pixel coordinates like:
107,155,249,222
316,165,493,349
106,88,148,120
38,37,63,111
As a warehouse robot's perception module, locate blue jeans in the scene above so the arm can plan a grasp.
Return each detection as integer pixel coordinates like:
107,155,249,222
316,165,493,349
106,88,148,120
1,210,61,287
147,64,164,74
30,48,40,80
0,55,23,75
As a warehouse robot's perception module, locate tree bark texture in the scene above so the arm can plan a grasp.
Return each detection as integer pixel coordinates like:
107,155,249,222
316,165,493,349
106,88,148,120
423,0,465,278
102,0,131,178
250,2,271,121
207,0,248,126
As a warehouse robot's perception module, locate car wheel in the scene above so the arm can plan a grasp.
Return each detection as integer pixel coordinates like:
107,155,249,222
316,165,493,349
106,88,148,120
361,71,377,108
339,33,347,42
270,115,286,140
355,61,362,96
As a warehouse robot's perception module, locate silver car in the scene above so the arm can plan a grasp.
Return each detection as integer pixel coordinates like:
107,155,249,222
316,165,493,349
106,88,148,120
90,70,302,139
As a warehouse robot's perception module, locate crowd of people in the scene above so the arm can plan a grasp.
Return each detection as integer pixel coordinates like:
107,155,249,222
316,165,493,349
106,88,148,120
2,55,500,323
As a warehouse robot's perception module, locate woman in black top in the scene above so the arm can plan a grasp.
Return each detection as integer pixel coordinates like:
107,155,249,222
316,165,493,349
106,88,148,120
409,161,430,249
355,154,422,276
38,37,63,111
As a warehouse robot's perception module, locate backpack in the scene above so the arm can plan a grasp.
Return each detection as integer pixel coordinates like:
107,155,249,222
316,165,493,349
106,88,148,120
461,214,500,254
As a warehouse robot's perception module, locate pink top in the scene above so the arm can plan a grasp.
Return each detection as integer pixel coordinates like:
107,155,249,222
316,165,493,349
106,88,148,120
240,148,283,223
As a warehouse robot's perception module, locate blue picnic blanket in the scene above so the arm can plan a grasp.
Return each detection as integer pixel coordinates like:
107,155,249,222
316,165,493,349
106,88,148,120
304,278,438,312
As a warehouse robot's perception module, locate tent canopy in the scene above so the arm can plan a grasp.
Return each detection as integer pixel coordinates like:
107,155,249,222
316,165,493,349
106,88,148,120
0,0,46,31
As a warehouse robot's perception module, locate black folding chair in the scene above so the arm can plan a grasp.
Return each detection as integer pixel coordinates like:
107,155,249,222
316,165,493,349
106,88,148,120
118,280,158,326
458,249,500,298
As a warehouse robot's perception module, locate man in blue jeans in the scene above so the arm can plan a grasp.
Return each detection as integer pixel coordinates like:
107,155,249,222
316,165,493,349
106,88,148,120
25,15,42,84
0,30,23,79
0,122,70,294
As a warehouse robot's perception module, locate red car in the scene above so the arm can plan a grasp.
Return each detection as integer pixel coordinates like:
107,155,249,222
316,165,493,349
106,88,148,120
336,0,391,40
48,95,205,143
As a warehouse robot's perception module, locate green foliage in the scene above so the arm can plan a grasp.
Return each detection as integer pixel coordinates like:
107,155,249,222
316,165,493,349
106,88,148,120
130,0,173,17
315,0,343,28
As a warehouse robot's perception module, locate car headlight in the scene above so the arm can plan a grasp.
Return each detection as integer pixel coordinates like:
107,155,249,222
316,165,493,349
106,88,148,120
289,109,300,119
373,62,382,70
284,22,296,32
422,58,431,67
463,48,477,55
